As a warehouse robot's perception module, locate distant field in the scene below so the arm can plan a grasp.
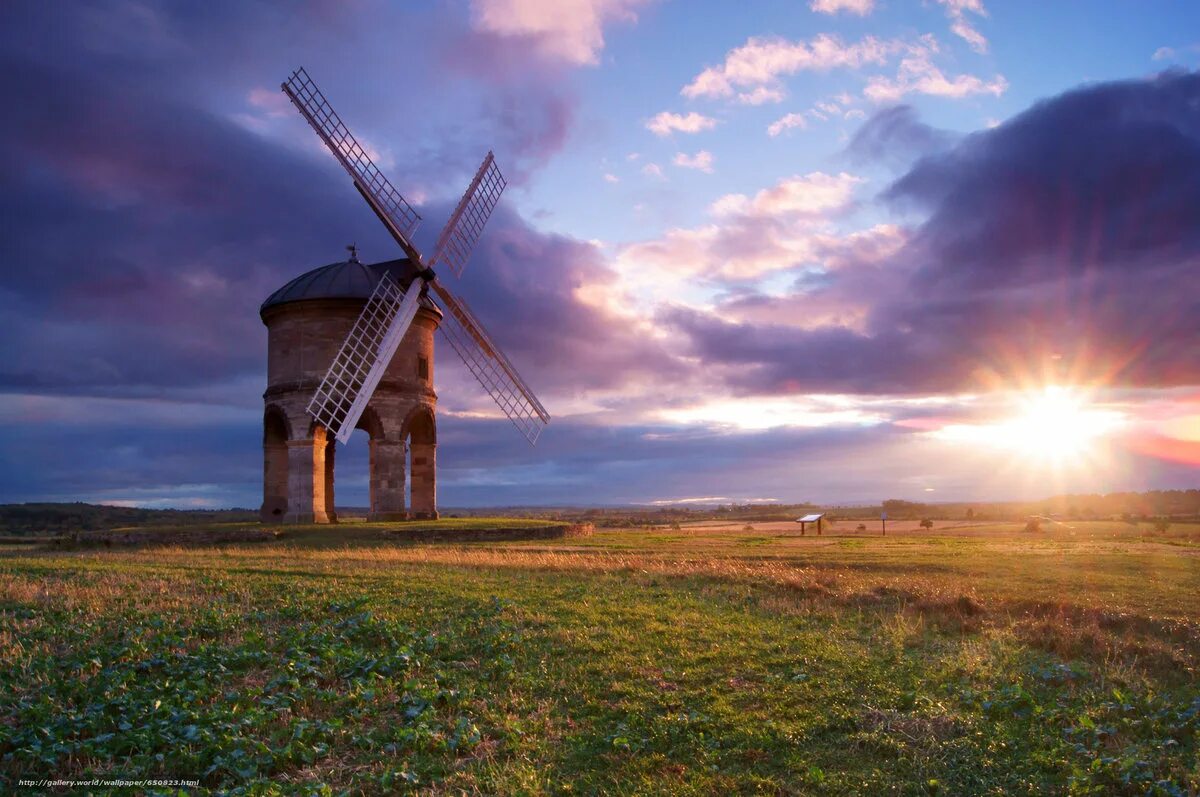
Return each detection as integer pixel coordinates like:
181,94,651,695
1,520,1197,794
655,518,1013,535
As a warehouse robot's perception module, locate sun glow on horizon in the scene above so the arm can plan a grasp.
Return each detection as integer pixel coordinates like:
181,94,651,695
931,387,1128,464
658,396,887,431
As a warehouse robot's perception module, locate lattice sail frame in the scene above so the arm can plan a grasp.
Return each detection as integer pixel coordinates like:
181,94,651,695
430,152,506,278
307,274,423,445
283,66,550,446
431,282,550,444
282,68,422,251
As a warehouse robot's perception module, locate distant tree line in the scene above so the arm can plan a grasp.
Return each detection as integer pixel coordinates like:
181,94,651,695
864,491,1200,521
320,493,1200,526
0,503,257,535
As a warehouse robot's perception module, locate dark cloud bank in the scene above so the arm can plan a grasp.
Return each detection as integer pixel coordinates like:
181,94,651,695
0,2,614,399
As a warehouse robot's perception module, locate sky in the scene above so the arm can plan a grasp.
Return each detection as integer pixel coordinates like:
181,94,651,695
1,0,1199,509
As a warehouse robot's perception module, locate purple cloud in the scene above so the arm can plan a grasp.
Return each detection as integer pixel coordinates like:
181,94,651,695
671,70,1200,395
0,2,641,400
845,104,956,168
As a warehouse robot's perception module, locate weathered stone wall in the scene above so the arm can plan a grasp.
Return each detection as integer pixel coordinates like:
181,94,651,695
261,297,440,523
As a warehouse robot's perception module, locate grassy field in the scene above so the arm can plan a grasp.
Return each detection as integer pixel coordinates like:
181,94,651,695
1,519,1198,794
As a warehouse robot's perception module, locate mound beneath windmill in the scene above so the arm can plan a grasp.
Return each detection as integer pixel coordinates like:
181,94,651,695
60,525,282,547
383,521,593,543
15,515,593,549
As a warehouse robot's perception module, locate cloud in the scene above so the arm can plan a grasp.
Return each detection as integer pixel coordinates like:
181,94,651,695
617,171,865,283
713,223,907,330
432,206,686,403
645,111,719,136
864,38,1007,102
737,86,785,105
666,72,1200,395
672,150,714,172
846,104,957,167
935,0,989,53
812,100,841,117
769,95,864,136
429,413,928,505
714,172,863,217
467,0,653,65
603,172,620,183
682,33,903,100
0,409,264,507
0,3,673,420
245,87,293,118
810,0,875,16
683,31,1002,108
641,162,665,178
767,112,809,137
1152,46,1176,62
0,65,354,397
656,394,886,429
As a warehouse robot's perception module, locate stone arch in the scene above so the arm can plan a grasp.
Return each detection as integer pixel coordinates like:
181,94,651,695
364,402,409,522
356,405,385,440
402,405,437,445
402,405,438,519
261,405,291,521
353,406,387,518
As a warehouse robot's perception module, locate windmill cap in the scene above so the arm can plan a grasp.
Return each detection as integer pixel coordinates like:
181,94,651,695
260,256,439,318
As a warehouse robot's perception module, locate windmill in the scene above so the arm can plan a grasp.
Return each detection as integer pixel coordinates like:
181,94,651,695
279,67,549,449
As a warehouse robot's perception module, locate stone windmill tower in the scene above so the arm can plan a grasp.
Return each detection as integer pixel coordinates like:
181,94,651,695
259,251,440,523
259,68,549,525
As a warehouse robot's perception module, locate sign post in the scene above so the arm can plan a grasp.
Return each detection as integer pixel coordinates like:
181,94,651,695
881,511,887,537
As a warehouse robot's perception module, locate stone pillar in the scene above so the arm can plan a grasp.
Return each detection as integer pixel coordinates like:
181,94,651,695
369,440,407,521
261,440,289,521
323,438,338,524
410,441,438,519
284,438,332,524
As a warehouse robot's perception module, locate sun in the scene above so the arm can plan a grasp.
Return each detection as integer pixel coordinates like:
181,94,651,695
1002,387,1127,461
933,387,1127,464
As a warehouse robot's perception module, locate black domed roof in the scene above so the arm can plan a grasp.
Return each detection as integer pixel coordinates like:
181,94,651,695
261,257,433,316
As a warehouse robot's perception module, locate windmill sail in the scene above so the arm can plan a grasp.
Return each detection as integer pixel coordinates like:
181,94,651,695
430,151,507,278
307,273,423,444
284,67,549,446
281,68,422,259
430,281,550,444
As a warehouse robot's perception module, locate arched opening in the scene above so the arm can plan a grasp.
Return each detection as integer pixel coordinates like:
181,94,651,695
261,406,290,522
404,406,438,520
330,407,382,521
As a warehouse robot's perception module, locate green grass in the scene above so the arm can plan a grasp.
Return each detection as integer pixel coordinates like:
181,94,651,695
54,516,570,549
1,521,1197,794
